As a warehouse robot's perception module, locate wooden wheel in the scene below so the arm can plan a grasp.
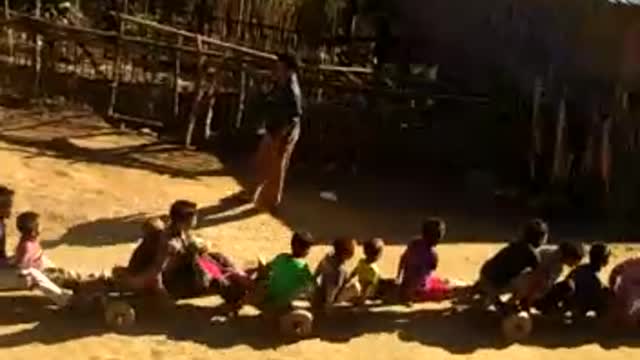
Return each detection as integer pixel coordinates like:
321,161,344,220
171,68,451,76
279,309,313,339
104,300,136,330
501,311,533,342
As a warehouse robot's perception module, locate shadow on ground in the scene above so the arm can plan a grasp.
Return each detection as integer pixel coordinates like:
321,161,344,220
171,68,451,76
0,295,637,353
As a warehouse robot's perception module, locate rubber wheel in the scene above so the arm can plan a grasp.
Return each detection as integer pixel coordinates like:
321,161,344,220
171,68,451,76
501,311,533,342
104,300,136,330
279,309,313,338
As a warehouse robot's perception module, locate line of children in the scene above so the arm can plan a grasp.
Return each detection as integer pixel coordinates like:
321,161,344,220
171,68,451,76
4,186,640,331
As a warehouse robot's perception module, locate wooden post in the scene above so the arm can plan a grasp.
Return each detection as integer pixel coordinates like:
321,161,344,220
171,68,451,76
32,0,42,96
551,87,567,183
173,35,182,120
237,0,245,40
108,0,128,128
185,35,206,148
203,77,218,140
529,76,543,182
235,65,247,129
4,0,13,63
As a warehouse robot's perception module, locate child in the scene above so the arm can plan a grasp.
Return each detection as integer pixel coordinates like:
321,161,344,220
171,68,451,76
254,231,315,315
0,211,71,306
560,243,611,317
0,185,15,263
396,218,458,303
313,237,356,312
113,217,167,294
515,241,585,310
476,219,548,308
608,256,640,327
345,238,384,304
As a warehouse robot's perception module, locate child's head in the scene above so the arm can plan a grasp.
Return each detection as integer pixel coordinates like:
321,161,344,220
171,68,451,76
588,243,611,269
333,237,357,263
169,200,198,231
142,217,166,241
558,241,585,267
16,211,40,239
0,186,15,219
422,218,446,245
520,218,549,248
363,237,384,263
291,231,314,258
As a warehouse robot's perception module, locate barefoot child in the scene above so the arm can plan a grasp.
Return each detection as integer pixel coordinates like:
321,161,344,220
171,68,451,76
0,211,71,306
555,243,611,317
475,219,548,309
113,217,167,295
252,232,315,315
516,241,584,311
396,218,462,303
0,186,15,264
343,238,384,304
313,237,356,312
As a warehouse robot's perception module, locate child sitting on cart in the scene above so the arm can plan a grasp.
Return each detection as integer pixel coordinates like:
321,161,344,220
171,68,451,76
474,219,548,310
248,231,315,317
396,218,467,305
535,243,611,317
0,211,72,307
114,202,253,309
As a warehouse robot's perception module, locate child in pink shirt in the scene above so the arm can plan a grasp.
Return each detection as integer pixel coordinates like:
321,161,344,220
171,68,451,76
0,211,71,306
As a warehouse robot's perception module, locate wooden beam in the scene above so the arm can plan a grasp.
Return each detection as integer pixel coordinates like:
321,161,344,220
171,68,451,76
111,112,164,127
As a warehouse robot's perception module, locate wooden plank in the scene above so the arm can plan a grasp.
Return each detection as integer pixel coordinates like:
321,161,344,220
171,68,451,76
112,112,164,127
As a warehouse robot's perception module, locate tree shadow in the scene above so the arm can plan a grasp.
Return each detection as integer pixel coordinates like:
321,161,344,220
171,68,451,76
43,213,149,249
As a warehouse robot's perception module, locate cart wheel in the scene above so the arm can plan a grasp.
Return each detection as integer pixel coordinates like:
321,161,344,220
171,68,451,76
104,300,136,330
279,309,313,339
501,311,533,342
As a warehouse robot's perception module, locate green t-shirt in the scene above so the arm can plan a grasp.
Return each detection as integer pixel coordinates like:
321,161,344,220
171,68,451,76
265,253,313,307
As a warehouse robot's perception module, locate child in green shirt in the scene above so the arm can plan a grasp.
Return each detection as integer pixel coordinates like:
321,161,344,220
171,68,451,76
257,232,315,313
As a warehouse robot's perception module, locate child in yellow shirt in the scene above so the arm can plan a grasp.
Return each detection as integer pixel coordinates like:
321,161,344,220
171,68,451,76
341,238,384,305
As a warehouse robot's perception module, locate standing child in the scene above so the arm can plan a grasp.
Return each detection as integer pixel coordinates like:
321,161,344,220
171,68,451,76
313,237,356,312
396,218,459,303
0,186,15,264
475,219,548,308
344,238,384,304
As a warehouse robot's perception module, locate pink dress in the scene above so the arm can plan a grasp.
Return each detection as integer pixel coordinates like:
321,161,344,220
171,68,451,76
14,239,44,271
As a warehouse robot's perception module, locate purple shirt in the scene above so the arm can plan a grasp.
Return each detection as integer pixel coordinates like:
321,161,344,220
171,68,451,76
401,239,438,290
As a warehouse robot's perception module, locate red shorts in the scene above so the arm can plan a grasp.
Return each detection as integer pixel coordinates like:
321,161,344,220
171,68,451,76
412,275,453,302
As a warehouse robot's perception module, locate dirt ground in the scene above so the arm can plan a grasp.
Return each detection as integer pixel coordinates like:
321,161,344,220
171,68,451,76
0,104,638,360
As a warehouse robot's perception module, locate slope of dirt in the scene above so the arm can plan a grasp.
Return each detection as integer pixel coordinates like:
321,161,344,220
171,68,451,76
0,105,638,360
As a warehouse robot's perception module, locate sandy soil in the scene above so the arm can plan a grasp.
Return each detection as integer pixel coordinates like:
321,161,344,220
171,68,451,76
0,104,638,360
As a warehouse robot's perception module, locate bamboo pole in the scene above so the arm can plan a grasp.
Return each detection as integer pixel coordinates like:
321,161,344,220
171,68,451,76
235,64,247,129
108,0,128,129
530,75,543,182
173,34,182,120
4,0,13,63
203,77,218,140
185,35,206,148
32,0,42,96
551,89,567,184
